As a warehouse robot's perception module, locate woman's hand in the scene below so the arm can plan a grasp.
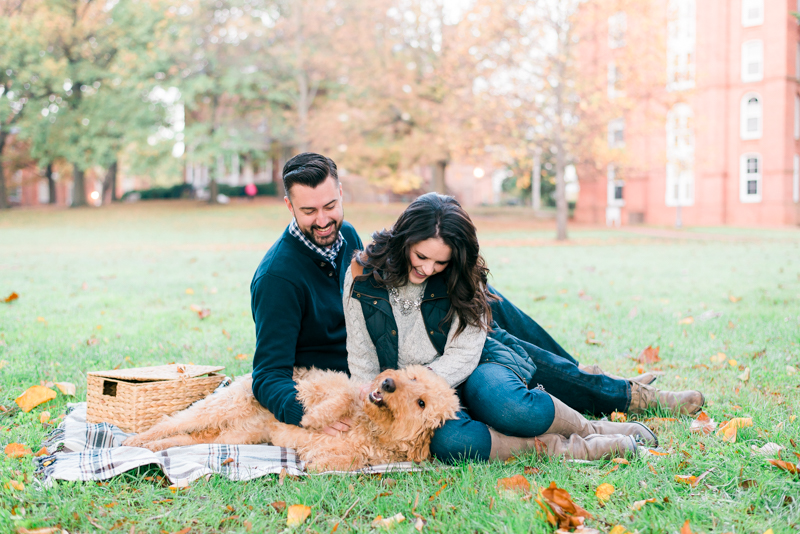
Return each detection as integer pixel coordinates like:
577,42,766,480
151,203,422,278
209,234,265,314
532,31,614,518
321,417,354,436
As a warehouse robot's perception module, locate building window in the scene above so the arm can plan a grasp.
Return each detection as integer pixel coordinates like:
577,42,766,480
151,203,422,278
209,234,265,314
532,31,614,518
607,164,625,206
666,103,695,206
739,153,762,203
741,40,763,82
608,12,627,49
796,95,800,140
608,118,625,148
740,93,763,140
794,154,799,203
667,0,696,91
742,0,764,27
607,62,623,99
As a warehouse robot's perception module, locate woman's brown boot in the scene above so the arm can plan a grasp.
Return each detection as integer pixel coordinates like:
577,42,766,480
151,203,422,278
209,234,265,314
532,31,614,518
488,428,637,461
628,382,704,415
579,363,661,385
546,395,658,447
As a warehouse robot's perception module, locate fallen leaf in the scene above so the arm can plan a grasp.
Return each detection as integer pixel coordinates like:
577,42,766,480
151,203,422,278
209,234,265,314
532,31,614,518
8,480,24,490
739,479,758,489
496,475,530,493
595,483,614,502
15,528,61,534
36,317,46,322
197,308,211,319
787,366,798,376
678,317,694,325
34,446,49,457
429,483,447,501
728,320,736,329
286,504,311,527
681,520,694,534
524,466,541,475
637,345,661,364
222,457,234,465
729,295,741,303
235,353,249,361
611,458,630,465
185,288,194,294
738,367,750,382
716,417,753,442
222,329,231,339
674,475,698,486
767,459,799,474
372,513,405,528
610,411,627,422
728,359,738,367
630,498,657,511
648,462,658,475
414,516,426,532
38,411,50,424
752,443,784,455
54,382,76,396
87,338,99,346
270,501,287,513
710,352,727,363
14,385,57,413
689,411,718,435
609,526,629,534
3,292,19,303
538,481,593,529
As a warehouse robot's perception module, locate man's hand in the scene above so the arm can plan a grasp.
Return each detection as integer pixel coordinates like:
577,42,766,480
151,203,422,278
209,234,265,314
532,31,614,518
321,417,354,436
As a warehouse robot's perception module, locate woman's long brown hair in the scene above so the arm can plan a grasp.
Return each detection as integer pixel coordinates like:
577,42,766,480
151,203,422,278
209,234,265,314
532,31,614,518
355,193,494,335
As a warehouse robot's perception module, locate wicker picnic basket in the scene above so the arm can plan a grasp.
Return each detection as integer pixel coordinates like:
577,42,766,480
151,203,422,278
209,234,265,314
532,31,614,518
86,364,226,433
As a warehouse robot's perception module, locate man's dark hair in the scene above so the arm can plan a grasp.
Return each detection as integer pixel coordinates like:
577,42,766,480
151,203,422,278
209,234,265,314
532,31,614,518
282,153,339,197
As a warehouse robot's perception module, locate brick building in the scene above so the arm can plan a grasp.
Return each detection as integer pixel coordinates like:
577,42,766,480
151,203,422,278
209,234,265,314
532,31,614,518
575,0,800,226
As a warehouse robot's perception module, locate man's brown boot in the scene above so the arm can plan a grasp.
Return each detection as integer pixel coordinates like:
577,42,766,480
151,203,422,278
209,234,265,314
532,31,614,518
629,382,704,415
579,363,661,385
488,428,637,461
546,395,658,447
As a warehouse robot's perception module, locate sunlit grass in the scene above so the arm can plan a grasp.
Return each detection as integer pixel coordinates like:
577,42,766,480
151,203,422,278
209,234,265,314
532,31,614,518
1,200,799,533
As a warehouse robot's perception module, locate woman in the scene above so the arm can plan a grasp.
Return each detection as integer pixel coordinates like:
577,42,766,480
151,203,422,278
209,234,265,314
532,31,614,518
344,193,703,462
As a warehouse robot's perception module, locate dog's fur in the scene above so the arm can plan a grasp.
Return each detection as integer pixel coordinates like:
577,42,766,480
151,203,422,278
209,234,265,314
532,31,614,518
122,365,459,471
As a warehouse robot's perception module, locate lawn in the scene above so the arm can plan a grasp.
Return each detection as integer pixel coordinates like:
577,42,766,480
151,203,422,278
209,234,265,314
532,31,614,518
1,199,799,533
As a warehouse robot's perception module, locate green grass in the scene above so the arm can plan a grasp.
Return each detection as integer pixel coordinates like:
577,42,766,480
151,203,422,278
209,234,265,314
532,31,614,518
1,199,799,533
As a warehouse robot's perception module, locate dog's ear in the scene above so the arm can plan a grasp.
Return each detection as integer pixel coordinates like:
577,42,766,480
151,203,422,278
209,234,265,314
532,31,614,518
407,429,433,463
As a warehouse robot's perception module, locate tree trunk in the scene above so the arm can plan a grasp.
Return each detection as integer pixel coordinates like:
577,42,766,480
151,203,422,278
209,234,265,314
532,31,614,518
431,160,447,194
272,150,284,198
209,155,224,204
102,160,117,205
531,150,542,211
46,163,56,204
72,166,88,207
553,86,568,240
209,178,219,204
0,132,8,210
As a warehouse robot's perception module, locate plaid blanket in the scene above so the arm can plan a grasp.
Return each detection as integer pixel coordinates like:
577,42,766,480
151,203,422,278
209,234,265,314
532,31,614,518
36,403,429,486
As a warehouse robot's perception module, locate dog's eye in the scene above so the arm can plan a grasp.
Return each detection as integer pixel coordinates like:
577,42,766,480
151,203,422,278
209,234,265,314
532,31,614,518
417,399,425,409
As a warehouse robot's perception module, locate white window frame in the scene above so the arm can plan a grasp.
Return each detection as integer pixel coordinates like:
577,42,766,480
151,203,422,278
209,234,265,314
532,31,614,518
607,61,623,99
667,0,696,91
795,94,800,140
740,93,763,140
741,40,763,82
608,12,627,49
794,154,799,203
37,179,49,204
607,164,625,207
739,153,762,203
608,118,625,148
665,103,695,207
742,0,764,27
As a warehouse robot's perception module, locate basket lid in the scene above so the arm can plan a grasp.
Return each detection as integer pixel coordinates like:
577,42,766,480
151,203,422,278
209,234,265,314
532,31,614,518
88,364,225,382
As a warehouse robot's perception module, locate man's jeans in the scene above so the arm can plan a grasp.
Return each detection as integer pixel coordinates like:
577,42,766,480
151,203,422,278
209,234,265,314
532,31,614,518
429,286,631,462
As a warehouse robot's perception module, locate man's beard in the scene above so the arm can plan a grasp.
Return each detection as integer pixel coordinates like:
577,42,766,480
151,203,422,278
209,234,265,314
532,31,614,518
302,219,342,248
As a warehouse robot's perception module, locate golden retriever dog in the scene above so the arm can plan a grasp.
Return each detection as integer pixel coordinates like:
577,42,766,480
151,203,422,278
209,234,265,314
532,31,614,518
122,365,459,471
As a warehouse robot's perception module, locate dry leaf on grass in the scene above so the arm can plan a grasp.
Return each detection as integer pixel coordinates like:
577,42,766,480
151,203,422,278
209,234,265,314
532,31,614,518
595,483,614,502
716,417,753,442
767,459,799,475
610,411,627,422
678,317,694,325
4,292,19,303
674,475,698,487
680,520,694,534
372,513,405,528
286,504,312,527
54,382,76,396
34,447,49,457
270,501,287,513
497,475,530,493
414,516,426,532
38,411,50,424
15,385,56,413
630,498,657,511
751,443,784,455
728,295,741,303
8,480,24,491
689,411,717,435
710,352,727,364
536,481,593,529
738,367,750,382
235,354,249,361
15,527,61,534
637,346,660,364
609,526,629,534
5,443,33,459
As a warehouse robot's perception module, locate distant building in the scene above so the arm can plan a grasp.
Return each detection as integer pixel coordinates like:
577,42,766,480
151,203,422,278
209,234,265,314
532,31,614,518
575,0,800,226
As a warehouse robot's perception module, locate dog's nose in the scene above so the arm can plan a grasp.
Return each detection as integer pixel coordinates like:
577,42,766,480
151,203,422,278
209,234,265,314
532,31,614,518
381,377,396,393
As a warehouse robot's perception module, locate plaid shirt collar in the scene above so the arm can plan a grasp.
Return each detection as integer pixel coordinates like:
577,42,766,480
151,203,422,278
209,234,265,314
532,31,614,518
289,219,344,267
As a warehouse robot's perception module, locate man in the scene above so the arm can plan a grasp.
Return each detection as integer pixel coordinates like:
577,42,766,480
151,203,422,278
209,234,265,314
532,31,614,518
250,153,362,432
251,152,703,440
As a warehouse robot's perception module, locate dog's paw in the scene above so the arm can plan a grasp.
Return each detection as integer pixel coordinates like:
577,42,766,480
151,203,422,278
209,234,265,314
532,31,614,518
122,436,145,448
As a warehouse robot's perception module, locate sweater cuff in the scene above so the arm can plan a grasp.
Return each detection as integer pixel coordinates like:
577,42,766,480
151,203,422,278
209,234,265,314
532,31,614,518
283,401,305,427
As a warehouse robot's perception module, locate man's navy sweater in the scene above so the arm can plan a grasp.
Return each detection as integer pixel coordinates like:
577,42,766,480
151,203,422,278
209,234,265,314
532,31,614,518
250,221,363,426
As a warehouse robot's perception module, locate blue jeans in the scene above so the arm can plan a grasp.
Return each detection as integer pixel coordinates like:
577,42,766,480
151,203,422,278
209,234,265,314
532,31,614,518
488,285,630,416
430,363,556,462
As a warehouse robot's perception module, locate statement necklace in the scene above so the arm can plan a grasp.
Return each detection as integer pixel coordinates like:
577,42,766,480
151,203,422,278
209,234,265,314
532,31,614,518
388,287,422,316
